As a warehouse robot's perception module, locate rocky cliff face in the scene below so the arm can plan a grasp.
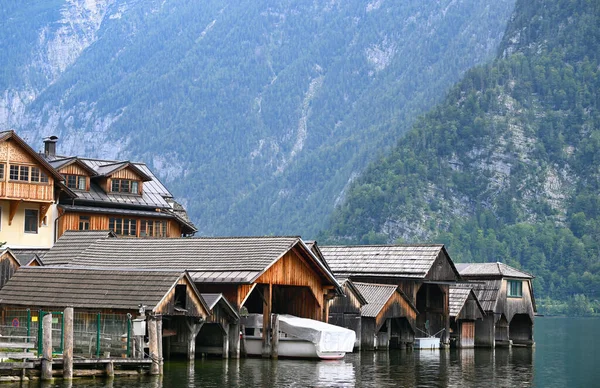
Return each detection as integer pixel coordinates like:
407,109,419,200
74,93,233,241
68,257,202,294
1,0,516,236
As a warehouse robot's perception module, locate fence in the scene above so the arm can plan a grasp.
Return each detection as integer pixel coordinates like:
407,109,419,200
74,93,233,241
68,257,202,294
0,308,132,358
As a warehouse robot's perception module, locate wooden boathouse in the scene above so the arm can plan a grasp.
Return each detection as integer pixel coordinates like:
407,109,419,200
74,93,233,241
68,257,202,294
0,266,210,377
352,282,417,350
320,244,461,347
449,285,485,348
327,279,367,350
455,263,536,347
44,234,342,358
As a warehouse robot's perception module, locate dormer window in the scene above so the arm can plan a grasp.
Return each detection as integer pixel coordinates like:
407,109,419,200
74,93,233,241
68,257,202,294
66,174,86,190
111,179,139,194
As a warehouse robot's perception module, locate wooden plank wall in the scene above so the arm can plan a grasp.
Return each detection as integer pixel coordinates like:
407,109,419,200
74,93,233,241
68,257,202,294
58,165,90,191
329,283,362,314
0,253,19,290
58,213,182,238
107,168,143,195
155,278,209,318
496,278,536,323
375,291,417,332
460,321,475,348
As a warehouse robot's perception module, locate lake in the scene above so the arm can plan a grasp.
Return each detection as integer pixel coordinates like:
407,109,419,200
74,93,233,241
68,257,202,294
9,317,600,387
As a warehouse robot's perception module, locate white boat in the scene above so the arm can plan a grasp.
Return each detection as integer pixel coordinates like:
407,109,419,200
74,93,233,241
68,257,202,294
242,314,356,360
414,337,440,349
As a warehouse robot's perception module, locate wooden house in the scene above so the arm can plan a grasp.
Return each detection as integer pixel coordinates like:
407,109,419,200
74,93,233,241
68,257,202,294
353,282,417,351
449,285,484,348
327,278,367,350
0,131,72,248
455,263,536,347
1,131,196,248
0,247,45,289
48,235,342,358
320,244,461,346
0,266,211,359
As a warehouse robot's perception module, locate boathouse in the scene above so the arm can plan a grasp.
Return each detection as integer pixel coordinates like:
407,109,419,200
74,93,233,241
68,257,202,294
49,235,342,358
320,244,461,346
449,284,485,348
455,263,536,347
0,266,210,361
327,279,367,350
0,247,44,289
353,282,417,350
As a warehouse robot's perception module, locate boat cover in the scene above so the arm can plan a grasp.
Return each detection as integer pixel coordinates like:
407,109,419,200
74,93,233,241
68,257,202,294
278,315,356,354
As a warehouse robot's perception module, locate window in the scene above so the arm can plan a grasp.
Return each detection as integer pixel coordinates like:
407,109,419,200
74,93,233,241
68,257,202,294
111,179,140,194
140,220,167,237
174,285,187,309
79,216,90,230
24,209,38,233
7,165,49,183
507,280,523,298
109,217,137,236
66,175,86,190
0,163,4,180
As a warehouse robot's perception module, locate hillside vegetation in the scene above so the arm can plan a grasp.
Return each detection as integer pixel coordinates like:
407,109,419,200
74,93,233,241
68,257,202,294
321,0,600,314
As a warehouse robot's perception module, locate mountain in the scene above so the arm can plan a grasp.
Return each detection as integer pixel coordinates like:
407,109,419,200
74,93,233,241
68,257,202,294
321,0,600,312
1,0,515,236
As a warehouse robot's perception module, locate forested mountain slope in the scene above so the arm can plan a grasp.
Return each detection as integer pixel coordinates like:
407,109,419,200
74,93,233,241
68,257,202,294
1,0,514,236
322,0,600,312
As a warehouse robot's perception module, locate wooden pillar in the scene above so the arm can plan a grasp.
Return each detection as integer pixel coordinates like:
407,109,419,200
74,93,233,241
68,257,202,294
261,283,272,358
240,324,248,358
386,318,392,350
105,361,114,377
271,314,279,359
148,315,159,375
229,323,240,359
186,320,203,360
157,316,164,375
443,285,450,346
222,322,230,359
41,313,53,381
63,307,74,380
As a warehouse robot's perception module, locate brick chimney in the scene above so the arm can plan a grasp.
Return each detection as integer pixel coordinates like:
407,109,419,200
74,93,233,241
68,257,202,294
43,135,58,156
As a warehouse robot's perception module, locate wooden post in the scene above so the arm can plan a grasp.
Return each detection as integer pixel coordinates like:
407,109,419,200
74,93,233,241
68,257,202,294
386,318,392,350
41,313,53,381
271,314,279,359
157,316,163,375
222,322,229,359
148,315,159,375
229,323,240,359
186,319,203,360
105,361,114,377
240,324,248,358
63,307,74,380
262,283,272,358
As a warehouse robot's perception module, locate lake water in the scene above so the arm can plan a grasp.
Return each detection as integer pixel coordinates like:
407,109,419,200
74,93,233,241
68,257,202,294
10,317,600,387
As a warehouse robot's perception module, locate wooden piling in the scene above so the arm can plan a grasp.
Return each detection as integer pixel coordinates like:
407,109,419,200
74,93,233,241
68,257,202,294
271,314,279,359
262,283,272,358
63,307,74,380
229,323,240,359
156,316,163,375
105,361,114,377
41,313,52,381
240,324,247,358
148,315,159,375
222,322,229,359
186,320,203,360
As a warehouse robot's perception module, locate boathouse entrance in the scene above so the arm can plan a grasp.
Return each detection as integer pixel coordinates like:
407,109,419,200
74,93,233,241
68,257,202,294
416,284,446,339
509,314,533,346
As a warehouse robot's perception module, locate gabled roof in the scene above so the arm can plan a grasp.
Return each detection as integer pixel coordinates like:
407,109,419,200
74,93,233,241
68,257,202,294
7,248,48,266
353,282,416,318
455,262,534,279
201,293,239,321
449,284,484,318
42,230,116,266
94,161,152,181
64,236,341,289
467,280,502,312
320,244,459,279
337,278,368,306
0,267,204,313
0,130,65,182
49,157,97,176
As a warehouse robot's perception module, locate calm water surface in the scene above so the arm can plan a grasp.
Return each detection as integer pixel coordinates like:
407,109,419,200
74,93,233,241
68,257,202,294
10,317,600,387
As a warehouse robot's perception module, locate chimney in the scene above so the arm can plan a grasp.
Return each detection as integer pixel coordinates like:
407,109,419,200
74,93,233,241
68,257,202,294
43,135,58,156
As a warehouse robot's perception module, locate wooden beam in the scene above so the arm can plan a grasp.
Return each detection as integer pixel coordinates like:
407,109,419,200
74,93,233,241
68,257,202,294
39,203,50,227
261,283,272,358
8,200,20,226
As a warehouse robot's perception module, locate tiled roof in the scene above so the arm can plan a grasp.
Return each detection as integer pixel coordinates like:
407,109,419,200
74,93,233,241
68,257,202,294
0,267,188,311
449,284,473,317
320,244,448,278
455,262,534,279
467,280,501,312
64,236,339,287
42,230,115,266
353,282,398,317
59,204,176,219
